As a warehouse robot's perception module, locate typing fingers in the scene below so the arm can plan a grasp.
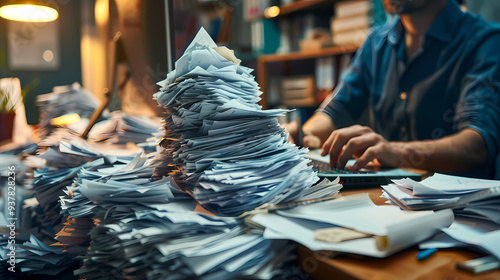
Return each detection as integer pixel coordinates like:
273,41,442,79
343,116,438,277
337,133,382,169
350,143,387,171
321,125,373,168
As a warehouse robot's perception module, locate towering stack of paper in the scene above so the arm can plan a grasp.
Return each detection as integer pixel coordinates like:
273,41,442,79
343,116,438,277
153,27,318,216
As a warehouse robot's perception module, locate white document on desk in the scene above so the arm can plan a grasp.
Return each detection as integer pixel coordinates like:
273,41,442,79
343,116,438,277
420,217,500,259
252,194,454,258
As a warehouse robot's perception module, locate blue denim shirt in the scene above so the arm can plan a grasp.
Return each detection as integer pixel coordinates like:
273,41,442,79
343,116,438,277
320,0,500,179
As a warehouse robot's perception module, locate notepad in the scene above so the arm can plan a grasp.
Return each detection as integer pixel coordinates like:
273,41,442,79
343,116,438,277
307,149,422,187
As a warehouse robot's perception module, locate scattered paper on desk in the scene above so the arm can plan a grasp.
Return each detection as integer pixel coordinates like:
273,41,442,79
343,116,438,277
420,218,500,260
88,111,161,150
36,82,100,137
382,173,500,218
252,194,454,257
383,173,500,259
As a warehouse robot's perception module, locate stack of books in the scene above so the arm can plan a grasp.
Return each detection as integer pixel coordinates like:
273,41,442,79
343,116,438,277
281,75,316,107
331,0,374,46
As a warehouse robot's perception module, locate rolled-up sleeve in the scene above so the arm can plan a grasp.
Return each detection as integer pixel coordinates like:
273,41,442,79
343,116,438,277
318,33,374,128
456,32,500,166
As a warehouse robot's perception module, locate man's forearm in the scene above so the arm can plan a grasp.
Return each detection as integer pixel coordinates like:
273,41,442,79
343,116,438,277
389,128,488,173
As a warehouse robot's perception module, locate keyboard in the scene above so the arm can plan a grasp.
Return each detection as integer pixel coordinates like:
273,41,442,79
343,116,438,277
310,159,371,174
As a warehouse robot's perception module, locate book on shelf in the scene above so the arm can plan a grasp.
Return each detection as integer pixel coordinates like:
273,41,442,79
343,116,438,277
331,14,374,34
332,27,370,46
334,0,374,19
251,19,281,55
281,75,316,107
331,0,375,46
315,56,335,103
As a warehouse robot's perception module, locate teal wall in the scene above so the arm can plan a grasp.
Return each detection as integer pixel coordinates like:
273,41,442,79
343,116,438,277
0,1,82,124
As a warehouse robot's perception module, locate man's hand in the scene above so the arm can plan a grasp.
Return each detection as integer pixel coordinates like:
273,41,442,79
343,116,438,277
320,125,399,171
282,122,298,144
282,121,323,148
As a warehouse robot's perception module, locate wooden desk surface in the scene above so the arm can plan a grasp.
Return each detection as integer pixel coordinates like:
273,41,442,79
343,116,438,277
297,187,500,280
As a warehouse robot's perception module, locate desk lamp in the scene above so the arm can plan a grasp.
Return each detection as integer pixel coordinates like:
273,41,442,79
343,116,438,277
0,0,58,22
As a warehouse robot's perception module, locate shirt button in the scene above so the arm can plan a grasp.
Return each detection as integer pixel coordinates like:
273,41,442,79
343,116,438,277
400,92,407,100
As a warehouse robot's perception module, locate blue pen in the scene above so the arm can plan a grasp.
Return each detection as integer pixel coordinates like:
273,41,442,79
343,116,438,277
417,248,437,261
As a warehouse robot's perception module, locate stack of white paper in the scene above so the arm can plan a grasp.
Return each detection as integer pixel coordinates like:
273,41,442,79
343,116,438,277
153,27,318,216
30,157,110,236
88,111,162,150
420,217,500,260
382,173,500,221
58,151,295,279
56,152,191,255
27,138,141,246
382,173,500,259
0,234,75,278
39,137,141,168
36,82,100,137
75,205,296,280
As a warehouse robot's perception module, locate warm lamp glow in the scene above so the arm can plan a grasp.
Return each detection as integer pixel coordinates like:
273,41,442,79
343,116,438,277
264,6,280,18
0,4,58,22
43,49,54,62
50,113,81,126
94,0,108,27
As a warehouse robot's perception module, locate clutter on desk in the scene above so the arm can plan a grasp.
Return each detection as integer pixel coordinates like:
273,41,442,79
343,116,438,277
2,25,498,279
252,193,454,258
87,111,162,151
36,82,100,138
0,27,329,279
383,173,500,262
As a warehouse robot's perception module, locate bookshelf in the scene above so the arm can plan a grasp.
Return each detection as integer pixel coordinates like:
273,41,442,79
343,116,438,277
245,0,339,21
277,0,339,17
257,44,359,109
248,0,387,109
248,0,366,109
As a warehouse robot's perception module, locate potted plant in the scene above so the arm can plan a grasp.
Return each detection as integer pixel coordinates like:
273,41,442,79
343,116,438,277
0,88,17,142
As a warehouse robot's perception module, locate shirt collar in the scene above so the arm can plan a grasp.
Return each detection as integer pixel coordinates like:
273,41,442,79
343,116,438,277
426,0,463,42
385,17,403,46
384,0,463,45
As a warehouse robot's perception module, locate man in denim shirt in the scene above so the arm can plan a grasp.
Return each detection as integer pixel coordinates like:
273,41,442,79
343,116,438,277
301,0,500,179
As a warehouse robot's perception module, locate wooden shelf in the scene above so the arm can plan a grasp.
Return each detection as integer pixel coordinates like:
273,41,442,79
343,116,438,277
258,45,359,63
279,0,339,16
257,45,359,109
246,0,339,21
253,1,361,109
